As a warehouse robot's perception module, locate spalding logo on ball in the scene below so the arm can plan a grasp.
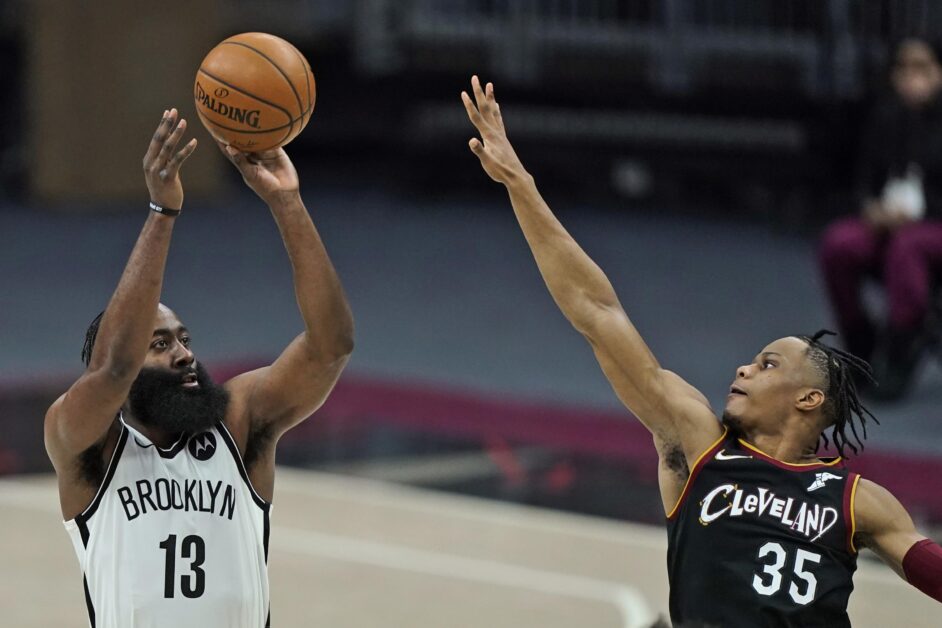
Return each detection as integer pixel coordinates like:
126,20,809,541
194,32,315,152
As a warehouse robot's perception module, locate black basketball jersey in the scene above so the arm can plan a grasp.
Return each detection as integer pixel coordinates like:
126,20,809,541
666,429,859,628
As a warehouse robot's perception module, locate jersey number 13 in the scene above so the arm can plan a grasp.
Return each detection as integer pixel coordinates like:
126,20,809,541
159,534,206,598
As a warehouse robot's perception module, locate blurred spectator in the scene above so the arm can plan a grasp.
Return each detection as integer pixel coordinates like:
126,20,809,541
819,37,942,399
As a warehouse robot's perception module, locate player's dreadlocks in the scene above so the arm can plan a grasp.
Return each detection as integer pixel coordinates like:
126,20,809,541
81,311,105,367
797,329,879,458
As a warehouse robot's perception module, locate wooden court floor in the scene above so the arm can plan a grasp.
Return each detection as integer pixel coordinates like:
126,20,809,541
1,468,938,627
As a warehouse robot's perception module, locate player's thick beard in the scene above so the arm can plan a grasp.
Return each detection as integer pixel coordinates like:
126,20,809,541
127,362,229,434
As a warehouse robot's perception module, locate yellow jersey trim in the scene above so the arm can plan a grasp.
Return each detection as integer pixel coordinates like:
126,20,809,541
667,428,728,520
849,474,861,553
738,439,843,467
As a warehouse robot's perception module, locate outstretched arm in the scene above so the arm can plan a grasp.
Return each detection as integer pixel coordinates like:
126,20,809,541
855,479,942,602
461,76,720,462
45,109,197,462
220,145,354,439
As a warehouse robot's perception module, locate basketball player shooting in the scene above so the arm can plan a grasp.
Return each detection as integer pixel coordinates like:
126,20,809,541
462,76,942,626
44,109,354,627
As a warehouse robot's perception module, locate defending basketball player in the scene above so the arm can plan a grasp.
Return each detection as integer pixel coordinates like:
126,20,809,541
44,109,354,627
462,75,942,625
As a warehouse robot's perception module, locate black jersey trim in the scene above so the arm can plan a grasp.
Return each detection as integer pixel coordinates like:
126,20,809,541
77,516,90,547
263,505,271,562
216,420,271,511
126,424,189,459
73,425,129,527
738,438,843,470
845,473,861,554
262,502,271,624
667,428,727,520
83,574,96,627
152,435,188,458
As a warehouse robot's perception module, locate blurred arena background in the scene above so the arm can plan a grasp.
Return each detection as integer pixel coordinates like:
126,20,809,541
2,0,942,625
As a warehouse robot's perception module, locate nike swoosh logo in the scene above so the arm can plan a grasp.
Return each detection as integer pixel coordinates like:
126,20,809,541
715,450,752,461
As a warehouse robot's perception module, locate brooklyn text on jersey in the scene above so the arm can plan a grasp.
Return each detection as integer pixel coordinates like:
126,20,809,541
116,478,237,521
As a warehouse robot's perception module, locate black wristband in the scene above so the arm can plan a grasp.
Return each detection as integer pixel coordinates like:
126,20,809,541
149,201,181,217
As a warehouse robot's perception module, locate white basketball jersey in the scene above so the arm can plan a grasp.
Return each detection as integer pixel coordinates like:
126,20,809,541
64,417,271,628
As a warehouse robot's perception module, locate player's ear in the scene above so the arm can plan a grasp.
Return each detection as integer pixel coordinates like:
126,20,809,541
796,388,825,413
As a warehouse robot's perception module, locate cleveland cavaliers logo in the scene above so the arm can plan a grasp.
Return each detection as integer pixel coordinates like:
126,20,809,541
188,432,217,461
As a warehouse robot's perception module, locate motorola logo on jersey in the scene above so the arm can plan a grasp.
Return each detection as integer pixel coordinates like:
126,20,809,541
188,432,217,461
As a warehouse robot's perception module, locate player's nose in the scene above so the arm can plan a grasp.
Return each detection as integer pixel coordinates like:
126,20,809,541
173,344,194,368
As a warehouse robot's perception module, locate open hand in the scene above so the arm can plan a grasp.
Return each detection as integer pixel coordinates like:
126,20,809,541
462,75,527,185
217,141,300,206
143,108,197,210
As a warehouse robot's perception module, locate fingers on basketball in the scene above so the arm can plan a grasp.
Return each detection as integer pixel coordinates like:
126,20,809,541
223,143,245,165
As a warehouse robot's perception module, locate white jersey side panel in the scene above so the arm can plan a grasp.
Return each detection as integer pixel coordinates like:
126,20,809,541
64,419,271,628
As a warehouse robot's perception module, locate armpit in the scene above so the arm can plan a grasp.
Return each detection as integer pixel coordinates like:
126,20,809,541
854,532,872,550
77,440,106,487
661,443,690,480
243,421,275,472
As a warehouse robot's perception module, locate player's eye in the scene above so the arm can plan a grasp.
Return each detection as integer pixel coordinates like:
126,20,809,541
763,360,776,369
152,339,168,350
180,336,191,347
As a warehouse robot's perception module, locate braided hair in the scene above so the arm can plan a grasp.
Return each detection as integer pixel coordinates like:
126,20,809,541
81,311,105,367
796,330,879,458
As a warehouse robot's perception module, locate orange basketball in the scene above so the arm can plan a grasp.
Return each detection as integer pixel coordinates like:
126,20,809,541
194,33,315,152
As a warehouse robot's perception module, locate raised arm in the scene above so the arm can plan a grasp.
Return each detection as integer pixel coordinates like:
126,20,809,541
461,76,720,461
45,110,197,463
855,479,942,603
220,144,354,439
